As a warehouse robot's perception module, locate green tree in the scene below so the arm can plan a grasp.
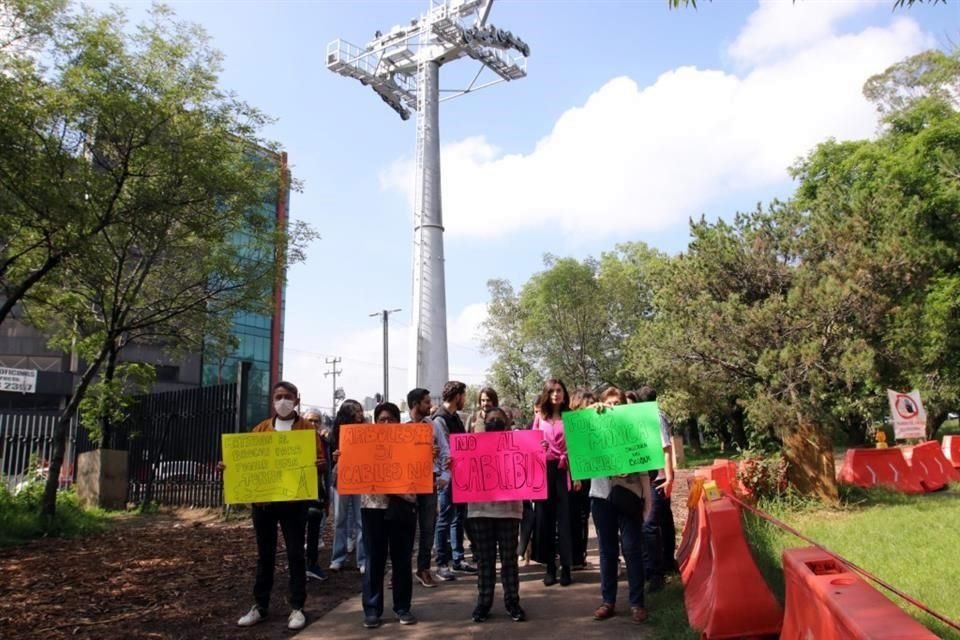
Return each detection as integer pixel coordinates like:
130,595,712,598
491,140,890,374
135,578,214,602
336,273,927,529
11,4,317,518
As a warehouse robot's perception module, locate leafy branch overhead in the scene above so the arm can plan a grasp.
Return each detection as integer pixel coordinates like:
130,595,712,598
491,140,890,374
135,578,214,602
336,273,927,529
0,1,318,517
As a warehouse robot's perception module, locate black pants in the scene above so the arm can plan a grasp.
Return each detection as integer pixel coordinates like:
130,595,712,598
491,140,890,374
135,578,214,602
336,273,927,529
305,500,324,566
465,518,520,611
252,502,307,612
532,459,573,570
361,507,416,618
518,501,535,557
643,472,677,579
569,479,591,565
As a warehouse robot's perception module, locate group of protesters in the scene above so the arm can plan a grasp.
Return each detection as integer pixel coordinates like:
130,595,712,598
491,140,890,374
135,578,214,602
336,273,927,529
228,377,676,631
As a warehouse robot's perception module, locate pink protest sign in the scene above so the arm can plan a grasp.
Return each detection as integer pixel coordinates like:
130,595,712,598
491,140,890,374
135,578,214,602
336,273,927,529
450,430,547,503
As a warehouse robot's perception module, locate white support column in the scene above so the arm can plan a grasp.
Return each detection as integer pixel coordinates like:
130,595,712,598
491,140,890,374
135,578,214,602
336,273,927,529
409,59,449,398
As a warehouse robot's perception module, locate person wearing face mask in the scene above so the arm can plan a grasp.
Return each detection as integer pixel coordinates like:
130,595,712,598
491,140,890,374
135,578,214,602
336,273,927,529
233,381,324,632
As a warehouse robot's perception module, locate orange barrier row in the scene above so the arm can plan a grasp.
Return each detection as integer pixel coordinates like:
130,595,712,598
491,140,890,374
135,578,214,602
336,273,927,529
907,441,960,492
944,435,960,469
781,547,939,640
680,493,783,639
837,447,925,494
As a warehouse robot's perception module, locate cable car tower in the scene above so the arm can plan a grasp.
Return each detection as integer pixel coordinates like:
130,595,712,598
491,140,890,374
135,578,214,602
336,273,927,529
327,0,529,398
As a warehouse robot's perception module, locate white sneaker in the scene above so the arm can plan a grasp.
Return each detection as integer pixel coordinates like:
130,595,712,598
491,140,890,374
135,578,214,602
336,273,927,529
347,537,356,553
237,605,265,627
359,564,366,576
288,609,306,631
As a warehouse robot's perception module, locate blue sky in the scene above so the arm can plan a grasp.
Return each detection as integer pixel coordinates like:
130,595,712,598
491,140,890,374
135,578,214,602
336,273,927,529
109,0,956,411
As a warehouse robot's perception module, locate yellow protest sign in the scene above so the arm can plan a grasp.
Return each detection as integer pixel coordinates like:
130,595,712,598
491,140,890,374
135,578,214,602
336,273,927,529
222,430,318,504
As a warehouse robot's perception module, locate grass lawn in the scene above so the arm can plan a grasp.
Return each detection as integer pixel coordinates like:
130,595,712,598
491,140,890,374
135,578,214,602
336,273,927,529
0,483,118,547
647,580,698,640
744,485,960,639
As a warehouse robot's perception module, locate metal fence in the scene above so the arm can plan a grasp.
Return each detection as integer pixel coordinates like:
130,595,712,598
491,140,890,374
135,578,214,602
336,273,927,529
0,411,79,492
2,382,240,507
92,383,240,508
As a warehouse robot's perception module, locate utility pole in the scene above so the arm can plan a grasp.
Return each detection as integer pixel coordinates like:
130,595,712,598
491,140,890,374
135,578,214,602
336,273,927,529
324,357,342,416
370,308,401,402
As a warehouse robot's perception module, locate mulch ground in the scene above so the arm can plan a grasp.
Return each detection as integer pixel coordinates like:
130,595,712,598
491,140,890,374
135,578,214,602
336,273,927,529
0,470,698,639
0,509,360,640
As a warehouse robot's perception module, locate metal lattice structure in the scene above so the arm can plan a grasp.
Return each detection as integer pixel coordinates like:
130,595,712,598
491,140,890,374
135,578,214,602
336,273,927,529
328,0,529,398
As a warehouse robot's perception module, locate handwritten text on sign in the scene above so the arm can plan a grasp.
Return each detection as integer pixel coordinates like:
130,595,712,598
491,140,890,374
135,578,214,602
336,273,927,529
222,430,318,504
563,402,666,480
450,430,547,503
336,423,434,495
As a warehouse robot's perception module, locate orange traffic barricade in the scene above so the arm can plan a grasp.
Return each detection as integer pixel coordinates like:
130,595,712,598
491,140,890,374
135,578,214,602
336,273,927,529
781,547,938,639
943,435,960,469
838,447,924,494
907,441,960,492
682,496,783,639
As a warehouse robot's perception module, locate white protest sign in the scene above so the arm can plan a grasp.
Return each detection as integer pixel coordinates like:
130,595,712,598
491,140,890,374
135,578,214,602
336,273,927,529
886,389,926,440
0,367,38,394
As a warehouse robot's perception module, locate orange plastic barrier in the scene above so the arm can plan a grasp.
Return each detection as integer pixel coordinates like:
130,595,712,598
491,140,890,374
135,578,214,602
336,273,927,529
944,435,960,469
676,477,704,572
781,547,938,640
908,441,960,492
682,496,783,639
837,447,924,494
706,458,738,495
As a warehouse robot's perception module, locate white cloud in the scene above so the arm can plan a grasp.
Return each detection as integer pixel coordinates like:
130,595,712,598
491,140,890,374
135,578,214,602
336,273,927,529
380,5,933,239
729,0,881,65
284,303,490,413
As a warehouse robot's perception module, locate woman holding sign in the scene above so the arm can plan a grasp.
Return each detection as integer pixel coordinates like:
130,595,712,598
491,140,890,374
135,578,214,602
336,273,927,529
359,402,419,629
464,407,527,623
589,386,652,624
532,378,578,587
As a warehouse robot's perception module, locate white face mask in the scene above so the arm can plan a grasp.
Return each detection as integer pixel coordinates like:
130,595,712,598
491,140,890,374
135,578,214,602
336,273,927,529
274,398,296,417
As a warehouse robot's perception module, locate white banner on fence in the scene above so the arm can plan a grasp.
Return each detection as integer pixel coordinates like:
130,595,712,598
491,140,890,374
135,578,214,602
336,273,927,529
0,367,37,394
886,389,927,440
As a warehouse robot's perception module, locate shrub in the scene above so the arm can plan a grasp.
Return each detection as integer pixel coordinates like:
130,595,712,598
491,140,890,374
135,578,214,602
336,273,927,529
738,451,788,501
0,481,113,546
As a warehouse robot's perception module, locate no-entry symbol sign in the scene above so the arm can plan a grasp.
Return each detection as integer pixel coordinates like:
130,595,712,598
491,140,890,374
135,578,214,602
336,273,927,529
886,389,927,440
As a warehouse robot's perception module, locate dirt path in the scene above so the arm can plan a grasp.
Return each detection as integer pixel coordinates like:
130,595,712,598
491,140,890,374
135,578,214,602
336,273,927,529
0,509,358,640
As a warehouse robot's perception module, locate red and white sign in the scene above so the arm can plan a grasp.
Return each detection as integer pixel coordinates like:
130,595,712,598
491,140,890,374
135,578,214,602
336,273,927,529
886,389,927,440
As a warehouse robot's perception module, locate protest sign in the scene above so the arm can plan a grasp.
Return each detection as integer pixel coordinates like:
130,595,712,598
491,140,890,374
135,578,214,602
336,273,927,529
221,429,318,504
336,423,434,495
887,389,927,440
0,367,37,394
450,430,547,503
563,402,666,480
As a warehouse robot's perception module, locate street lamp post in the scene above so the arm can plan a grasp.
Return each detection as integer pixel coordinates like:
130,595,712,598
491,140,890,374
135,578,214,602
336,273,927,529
370,308,402,402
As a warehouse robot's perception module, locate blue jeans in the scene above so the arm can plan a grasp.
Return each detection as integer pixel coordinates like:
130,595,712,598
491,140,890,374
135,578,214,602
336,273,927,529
434,483,465,566
592,497,645,608
330,487,365,568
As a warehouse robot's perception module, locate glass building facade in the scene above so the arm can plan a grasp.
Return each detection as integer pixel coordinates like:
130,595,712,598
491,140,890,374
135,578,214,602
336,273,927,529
201,150,288,427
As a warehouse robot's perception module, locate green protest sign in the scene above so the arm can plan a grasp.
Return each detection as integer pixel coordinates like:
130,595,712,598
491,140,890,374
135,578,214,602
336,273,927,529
562,402,666,480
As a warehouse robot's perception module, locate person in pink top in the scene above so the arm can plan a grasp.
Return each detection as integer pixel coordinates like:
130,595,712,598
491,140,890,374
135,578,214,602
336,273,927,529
531,378,580,587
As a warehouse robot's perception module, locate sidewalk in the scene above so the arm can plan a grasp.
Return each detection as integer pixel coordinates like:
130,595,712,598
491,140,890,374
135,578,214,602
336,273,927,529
297,537,656,639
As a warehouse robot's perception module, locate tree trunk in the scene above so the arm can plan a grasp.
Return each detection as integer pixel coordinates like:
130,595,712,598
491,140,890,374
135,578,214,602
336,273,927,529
685,416,702,454
782,420,839,503
99,344,120,447
40,353,107,517
928,410,949,440
730,403,748,450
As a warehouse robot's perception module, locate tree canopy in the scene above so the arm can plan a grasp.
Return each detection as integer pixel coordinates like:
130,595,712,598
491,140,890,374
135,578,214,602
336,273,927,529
482,49,960,500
